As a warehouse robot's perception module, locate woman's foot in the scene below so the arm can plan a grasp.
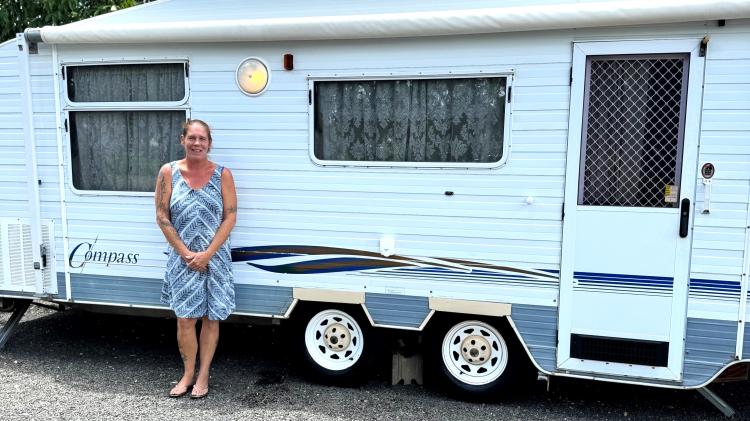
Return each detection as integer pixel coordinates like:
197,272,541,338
168,376,195,398
190,384,209,399
168,383,192,398
191,374,209,399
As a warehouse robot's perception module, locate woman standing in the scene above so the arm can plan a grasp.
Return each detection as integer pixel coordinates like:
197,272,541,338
155,119,237,399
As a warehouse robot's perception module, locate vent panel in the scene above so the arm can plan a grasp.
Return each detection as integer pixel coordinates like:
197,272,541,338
570,333,669,367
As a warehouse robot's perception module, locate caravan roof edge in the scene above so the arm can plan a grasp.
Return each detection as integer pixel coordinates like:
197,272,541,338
27,0,750,44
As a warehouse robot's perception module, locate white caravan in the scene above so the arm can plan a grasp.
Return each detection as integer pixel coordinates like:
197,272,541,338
1,0,750,413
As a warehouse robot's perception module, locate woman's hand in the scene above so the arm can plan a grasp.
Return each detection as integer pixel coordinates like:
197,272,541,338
184,251,211,272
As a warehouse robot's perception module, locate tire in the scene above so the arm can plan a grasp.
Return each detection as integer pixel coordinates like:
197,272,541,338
0,298,16,313
425,316,534,400
294,304,373,384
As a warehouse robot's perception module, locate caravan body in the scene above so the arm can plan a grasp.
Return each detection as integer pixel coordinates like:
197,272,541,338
2,0,750,393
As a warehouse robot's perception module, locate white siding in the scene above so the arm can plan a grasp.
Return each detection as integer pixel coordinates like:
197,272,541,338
689,28,750,321
0,39,28,218
46,21,750,309
53,33,569,306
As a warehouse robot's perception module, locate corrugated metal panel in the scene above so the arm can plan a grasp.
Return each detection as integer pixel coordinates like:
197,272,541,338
682,318,736,387
68,273,293,316
364,293,429,328
56,272,66,298
234,283,293,316
511,303,558,372
71,273,163,306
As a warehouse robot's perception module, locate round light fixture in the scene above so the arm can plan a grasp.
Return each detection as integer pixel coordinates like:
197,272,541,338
236,57,270,96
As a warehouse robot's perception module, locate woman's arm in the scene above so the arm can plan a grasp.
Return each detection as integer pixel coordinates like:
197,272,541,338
155,164,192,260
189,167,238,271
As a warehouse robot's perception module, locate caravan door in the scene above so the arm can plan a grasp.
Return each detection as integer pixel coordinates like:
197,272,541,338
558,40,704,381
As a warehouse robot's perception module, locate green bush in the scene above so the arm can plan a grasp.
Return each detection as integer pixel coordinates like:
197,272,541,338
1,0,145,43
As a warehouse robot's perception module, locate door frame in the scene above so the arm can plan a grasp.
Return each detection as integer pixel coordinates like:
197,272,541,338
557,39,705,381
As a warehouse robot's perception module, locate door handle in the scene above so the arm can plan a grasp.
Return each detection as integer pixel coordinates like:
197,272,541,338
679,198,690,238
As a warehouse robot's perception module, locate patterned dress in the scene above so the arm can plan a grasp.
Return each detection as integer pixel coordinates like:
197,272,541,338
160,162,235,320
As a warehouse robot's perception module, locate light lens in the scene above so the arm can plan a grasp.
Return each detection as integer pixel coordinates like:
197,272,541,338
236,58,269,95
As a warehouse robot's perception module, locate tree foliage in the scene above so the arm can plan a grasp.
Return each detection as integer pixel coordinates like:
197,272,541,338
0,0,147,42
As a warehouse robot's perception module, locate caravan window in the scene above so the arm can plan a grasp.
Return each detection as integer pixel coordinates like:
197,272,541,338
313,77,508,166
65,62,188,193
66,63,186,103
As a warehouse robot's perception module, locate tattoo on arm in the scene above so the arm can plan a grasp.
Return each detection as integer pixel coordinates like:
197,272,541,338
157,172,167,206
226,205,237,214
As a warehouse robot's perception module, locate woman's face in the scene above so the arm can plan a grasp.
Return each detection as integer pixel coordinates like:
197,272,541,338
181,123,211,160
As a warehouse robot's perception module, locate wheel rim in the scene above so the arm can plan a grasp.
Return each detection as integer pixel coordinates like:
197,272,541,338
304,309,365,371
441,320,509,386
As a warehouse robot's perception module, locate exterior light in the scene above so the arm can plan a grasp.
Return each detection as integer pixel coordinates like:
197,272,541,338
236,57,270,96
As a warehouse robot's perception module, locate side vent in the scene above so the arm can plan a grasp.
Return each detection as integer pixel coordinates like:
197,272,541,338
0,218,55,294
570,334,669,367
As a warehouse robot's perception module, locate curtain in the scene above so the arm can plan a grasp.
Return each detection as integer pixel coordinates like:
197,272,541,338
71,110,186,192
67,63,185,102
314,77,506,163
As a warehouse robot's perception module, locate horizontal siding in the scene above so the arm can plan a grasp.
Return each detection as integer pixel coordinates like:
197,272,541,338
63,273,294,316
688,33,750,321
511,304,558,372
364,293,430,328
682,318,737,387
52,31,572,301
0,40,29,218
0,21,736,322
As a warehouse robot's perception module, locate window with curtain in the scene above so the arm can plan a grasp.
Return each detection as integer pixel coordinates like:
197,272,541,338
66,63,188,192
313,77,507,165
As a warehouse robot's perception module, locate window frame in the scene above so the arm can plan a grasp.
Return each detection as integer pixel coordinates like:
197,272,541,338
63,60,190,108
61,59,191,197
307,71,513,169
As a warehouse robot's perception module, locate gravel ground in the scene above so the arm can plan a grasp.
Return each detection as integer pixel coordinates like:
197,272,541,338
1,304,749,421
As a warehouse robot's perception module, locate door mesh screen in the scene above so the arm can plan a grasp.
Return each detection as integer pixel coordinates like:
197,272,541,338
579,55,688,207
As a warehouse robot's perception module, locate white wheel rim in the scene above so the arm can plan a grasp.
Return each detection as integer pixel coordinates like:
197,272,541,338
304,309,365,371
441,320,509,386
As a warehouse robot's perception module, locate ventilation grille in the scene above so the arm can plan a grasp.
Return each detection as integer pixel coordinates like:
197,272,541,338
570,334,669,367
0,218,55,294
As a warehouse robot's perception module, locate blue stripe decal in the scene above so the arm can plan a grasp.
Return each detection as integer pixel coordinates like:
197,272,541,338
575,272,673,281
689,278,741,300
574,271,674,293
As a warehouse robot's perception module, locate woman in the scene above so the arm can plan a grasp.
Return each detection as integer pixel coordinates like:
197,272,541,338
155,119,237,399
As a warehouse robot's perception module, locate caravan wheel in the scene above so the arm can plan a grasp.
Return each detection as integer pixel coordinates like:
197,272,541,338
427,317,532,399
297,306,370,383
0,298,16,313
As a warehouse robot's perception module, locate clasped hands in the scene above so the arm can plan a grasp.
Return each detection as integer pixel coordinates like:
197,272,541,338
182,250,211,272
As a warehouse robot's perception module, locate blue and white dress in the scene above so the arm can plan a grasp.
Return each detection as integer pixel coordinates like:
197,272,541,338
160,161,235,320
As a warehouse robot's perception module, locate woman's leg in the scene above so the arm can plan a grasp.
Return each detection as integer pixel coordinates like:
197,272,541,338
194,317,220,393
172,317,198,393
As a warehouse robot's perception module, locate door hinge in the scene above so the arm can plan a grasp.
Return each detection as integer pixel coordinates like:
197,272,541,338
561,204,565,221
185,62,190,78
64,118,68,132
507,86,512,103
569,67,573,85
61,65,65,80
308,89,312,105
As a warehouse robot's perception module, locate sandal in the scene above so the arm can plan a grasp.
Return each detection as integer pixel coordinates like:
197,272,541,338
168,383,193,398
190,385,209,399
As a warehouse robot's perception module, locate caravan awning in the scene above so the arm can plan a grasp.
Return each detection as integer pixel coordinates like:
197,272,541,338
25,0,750,44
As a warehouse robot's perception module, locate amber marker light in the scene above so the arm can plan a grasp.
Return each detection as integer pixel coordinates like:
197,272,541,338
236,57,270,96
